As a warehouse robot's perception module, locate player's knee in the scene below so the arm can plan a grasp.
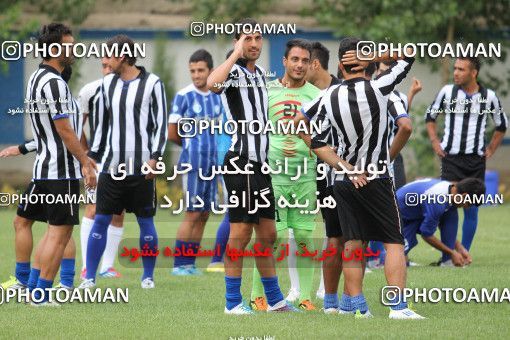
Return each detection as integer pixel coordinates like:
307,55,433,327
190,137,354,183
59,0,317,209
94,214,113,231
13,215,32,231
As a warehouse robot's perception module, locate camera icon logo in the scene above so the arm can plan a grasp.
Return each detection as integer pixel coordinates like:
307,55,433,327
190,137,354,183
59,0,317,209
381,286,401,306
356,41,376,61
190,22,205,37
178,118,197,138
0,193,11,207
405,193,419,207
0,286,4,305
1,41,22,61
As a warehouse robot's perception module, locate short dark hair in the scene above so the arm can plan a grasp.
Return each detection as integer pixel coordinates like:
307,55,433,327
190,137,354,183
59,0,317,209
37,23,72,61
456,178,486,206
338,37,363,74
106,34,136,66
189,49,213,69
311,42,329,70
284,39,312,59
458,57,481,75
234,18,259,40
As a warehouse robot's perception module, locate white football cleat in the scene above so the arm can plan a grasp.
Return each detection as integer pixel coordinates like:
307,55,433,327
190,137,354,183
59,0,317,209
323,307,339,314
354,309,373,319
141,278,155,289
389,308,426,319
224,302,254,315
286,287,300,302
78,278,96,289
316,289,325,300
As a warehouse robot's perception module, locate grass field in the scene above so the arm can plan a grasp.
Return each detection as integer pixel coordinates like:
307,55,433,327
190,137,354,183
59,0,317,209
0,206,509,339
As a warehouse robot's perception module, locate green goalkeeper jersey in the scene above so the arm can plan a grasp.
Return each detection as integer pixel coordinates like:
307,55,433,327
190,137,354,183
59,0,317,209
267,79,320,185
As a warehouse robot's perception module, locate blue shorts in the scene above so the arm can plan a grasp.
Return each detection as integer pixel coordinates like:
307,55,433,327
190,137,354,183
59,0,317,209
182,171,217,212
402,219,422,255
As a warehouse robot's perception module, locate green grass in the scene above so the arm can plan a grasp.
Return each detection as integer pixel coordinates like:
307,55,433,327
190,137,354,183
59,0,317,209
0,206,509,339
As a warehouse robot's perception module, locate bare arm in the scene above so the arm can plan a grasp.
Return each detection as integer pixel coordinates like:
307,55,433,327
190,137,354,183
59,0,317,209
168,123,181,146
426,121,446,158
406,77,422,111
389,117,412,161
207,35,246,93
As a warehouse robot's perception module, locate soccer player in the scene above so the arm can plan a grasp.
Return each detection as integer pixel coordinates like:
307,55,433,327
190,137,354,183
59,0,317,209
168,49,222,275
207,18,298,314
77,57,124,279
249,39,320,311
292,42,344,307
20,23,96,305
80,34,167,289
0,65,84,293
311,38,424,319
397,178,483,267
426,57,508,252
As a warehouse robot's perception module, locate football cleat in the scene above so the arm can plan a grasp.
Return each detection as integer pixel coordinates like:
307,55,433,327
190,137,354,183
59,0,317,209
224,302,254,315
315,289,325,300
99,267,122,278
389,308,426,319
1,276,26,291
299,299,317,311
285,287,300,302
141,277,155,289
250,296,268,311
78,278,96,289
206,262,225,273
354,309,373,319
268,300,301,312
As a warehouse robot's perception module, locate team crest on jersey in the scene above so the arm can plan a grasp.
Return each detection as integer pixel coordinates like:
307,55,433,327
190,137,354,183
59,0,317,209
172,104,179,113
214,105,220,114
193,100,202,113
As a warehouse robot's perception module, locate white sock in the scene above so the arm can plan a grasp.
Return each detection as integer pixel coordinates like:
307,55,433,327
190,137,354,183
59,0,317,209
100,225,124,273
317,235,327,293
80,217,94,270
287,228,300,292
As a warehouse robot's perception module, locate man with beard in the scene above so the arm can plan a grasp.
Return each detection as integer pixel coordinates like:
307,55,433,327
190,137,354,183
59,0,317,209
207,18,298,314
249,39,320,311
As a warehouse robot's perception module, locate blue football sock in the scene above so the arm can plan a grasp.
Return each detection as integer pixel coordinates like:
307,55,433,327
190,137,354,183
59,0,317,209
462,206,478,251
173,240,187,268
351,294,368,313
15,262,30,285
34,278,53,303
389,294,408,311
440,208,459,262
339,293,352,311
225,276,242,310
189,241,200,266
324,293,339,309
137,216,158,280
86,214,112,280
27,268,40,291
211,213,230,263
60,258,75,288
261,276,284,307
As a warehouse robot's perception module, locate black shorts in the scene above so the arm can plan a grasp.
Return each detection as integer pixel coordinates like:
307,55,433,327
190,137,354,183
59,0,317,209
333,178,404,244
441,154,485,182
319,185,342,238
223,151,275,224
392,153,407,190
96,173,156,217
16,179,80,226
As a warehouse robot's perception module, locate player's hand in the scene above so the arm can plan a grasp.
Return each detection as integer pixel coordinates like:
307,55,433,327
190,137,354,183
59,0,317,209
451,250,465,267
410,77,422,95
88,157,97,171
484,146,495,159
341,50,369,72
82,161,97,190
233,35,247,60
144,158,158,180
432,140,446,158
349,172,369,189
456,245,472,265
0,145,21,157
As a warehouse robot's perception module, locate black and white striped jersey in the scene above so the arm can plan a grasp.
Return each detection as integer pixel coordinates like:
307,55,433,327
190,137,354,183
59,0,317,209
78,78,102,146
425,84,508,156
219,61,269,164
20,98,83,156
387,90,409,146
88,67,168,175
25,64,82,179
311,57,415,181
